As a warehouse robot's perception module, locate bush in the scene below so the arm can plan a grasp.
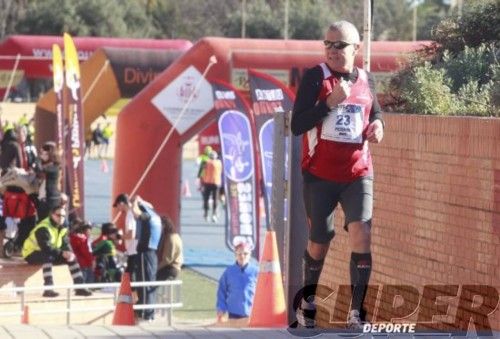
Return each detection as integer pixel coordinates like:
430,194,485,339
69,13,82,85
399,62,457,115
388,0,499,117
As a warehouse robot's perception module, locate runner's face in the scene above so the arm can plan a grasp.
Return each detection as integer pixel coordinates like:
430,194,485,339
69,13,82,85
324,29,358,73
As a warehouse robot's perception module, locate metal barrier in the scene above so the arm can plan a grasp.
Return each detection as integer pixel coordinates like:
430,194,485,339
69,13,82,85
0,280,182,325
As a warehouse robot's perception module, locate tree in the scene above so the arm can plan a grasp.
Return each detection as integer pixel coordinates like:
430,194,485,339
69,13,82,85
15,0,156,38
148,0,238,40
288,0,332,40
224,0,282,38
0,0,28,40
373,0,413,40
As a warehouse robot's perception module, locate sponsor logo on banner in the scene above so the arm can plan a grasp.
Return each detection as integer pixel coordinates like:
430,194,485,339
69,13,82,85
151,66,213,134
218,110,256,250
231,68,289,91
63,33,85,218
123,67,161,85
258,120,273,209
0,70,24,88
247,69,295,227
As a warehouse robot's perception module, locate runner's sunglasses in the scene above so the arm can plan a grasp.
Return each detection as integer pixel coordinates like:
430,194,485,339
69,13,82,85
323,40,352,50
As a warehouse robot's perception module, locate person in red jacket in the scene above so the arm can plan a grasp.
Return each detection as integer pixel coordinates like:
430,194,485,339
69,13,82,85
69,220,94,283
291,20,384,330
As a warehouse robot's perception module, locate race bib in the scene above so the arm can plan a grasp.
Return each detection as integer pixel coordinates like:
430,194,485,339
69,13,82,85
321,103,364,143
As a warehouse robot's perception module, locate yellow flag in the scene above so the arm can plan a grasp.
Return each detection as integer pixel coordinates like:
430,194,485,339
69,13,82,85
52,44,64,93
63,33,81,101
52,44,64,147
63,32,85,217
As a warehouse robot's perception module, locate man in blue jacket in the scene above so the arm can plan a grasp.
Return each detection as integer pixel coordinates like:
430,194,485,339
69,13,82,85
216,242,259,322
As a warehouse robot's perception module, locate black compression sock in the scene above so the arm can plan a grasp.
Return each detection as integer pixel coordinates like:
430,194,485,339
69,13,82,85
350,252,372,314
302,250,325,302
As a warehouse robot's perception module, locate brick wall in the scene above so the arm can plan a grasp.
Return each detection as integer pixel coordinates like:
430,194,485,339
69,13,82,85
316,114,500,332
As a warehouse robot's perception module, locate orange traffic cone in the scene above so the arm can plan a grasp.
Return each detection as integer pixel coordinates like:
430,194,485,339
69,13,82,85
100,159,109,173
182,179,192,197
112,272,136,325
248,231,287,327
21,305,29,324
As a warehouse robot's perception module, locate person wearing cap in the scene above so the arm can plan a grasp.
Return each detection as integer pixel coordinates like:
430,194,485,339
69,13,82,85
21,205,92,297
291,20,385,330
69,219,94,284
112,193,139,283
201,150,222,222
114,193,162,322
216,242,258,324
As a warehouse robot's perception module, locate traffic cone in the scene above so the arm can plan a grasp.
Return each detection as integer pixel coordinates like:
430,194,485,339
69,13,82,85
100,159,109,173
21,305,29,324
182,179,192,197
248,231,287,327
112,272,136,326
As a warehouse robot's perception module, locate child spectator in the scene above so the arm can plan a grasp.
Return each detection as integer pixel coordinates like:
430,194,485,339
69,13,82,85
92,224,122,283
91,222,113,247
69,220,94,284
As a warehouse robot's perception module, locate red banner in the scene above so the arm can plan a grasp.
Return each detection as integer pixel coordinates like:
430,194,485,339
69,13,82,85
247,69,295,228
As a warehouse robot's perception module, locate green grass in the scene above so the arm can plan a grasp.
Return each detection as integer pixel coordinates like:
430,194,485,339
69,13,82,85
175,268,218,320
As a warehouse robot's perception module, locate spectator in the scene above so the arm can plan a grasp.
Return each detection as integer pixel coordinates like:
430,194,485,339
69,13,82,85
91,222,113,247
21,205,92,297
112,193,138,283
36,141,61,221
0,127,37,253
216,242,258,323
156,215,183,281
69,220,94,284
92,224,123,283
0,129,20,172
114,193,162,322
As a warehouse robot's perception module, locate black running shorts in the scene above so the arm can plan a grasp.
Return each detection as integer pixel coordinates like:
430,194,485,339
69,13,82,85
302,173,373,244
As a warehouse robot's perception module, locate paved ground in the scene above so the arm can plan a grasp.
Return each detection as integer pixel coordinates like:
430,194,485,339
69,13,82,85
2,324,488,338
0,324,301,339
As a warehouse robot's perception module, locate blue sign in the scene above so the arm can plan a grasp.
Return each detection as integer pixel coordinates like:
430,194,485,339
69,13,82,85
218,110,254,183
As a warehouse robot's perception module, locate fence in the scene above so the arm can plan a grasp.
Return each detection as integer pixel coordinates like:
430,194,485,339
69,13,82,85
0,280,182,325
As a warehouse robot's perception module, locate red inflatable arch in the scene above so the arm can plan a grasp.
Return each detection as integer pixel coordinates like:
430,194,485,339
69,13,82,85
113,37,428,228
